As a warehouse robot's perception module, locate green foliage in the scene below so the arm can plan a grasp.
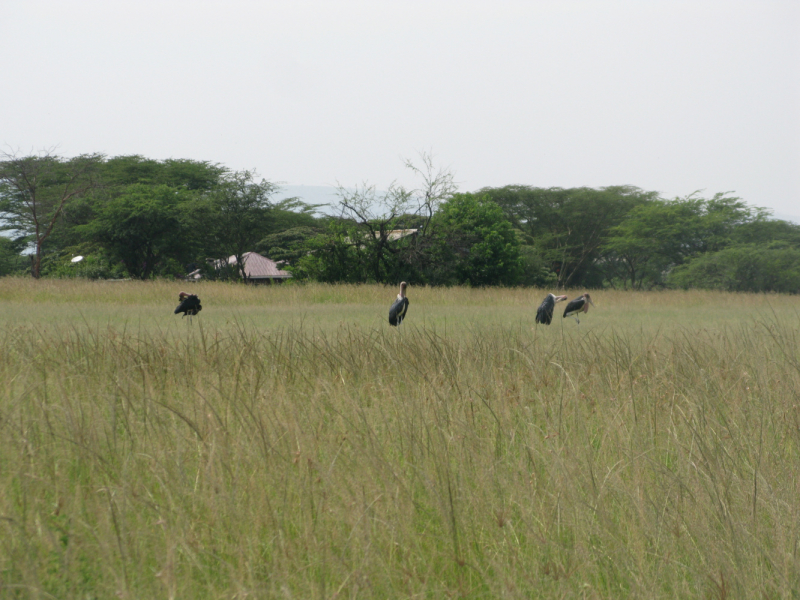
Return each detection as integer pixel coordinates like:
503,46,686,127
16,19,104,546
265,197,324,235
101,155,227,190
0,152,104,277
256,226,320,264
603,192,763,289
480,185,656,287
4,150,796,295
26,155,227,270
428,193,522,286
39,252,128,280
731,218,800,247
519,244,558,287
0,154,102,240
82,184,200,279
292,220,371,283
205,171,279,280
668,244,800,293
0,236,27,276
297,194,523,286
330,184,415,283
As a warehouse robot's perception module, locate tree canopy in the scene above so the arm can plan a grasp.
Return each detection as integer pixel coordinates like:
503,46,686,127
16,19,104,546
1,151,795,294
0,151,103,277
479,185,657,288
83,184,200,279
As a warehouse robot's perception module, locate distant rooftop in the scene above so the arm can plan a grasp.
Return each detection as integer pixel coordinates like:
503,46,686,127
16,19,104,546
383,229,418,241
216,252,292,279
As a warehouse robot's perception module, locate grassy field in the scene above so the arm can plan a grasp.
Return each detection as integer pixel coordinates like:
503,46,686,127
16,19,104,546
0,278,798,598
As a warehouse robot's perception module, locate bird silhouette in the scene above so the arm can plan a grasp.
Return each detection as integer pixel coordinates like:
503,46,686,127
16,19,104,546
389,282,409,326
535,293,568,325
563,293,594,324
175,291,202,322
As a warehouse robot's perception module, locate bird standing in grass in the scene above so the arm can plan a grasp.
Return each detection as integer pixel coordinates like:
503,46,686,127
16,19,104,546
535,293,568,325
563,292,594,324
175,291,202,322
389,282,409,326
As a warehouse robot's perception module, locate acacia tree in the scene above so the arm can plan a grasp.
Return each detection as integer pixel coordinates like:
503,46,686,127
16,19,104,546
85,184,200,279
402,153,458,237
334,183,412,282
398,153,458,276
603,192,762,289
0,151,103,278
333,153,458,282
44,155,229,260
210,170,278,281
480,185,657,288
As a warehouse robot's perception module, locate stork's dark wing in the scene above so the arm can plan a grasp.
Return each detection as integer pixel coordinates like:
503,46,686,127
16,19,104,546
535,295,555,325
563,296,585,317
389,297,409,326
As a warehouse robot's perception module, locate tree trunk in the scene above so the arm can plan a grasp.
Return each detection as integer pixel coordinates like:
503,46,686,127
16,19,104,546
33,240,43,279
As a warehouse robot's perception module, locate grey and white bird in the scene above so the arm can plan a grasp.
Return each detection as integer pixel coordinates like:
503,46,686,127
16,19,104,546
175,291,202,322
535,293,568,325
563,293,594,324
388,282,409,326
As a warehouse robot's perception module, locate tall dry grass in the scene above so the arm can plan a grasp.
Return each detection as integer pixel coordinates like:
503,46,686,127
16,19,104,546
0,279,798,598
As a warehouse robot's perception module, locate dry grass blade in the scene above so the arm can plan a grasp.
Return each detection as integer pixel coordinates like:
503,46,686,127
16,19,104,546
0,279,798,597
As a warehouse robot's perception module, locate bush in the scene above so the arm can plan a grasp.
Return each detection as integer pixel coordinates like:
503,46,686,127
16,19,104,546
519,245,557,287
669,244,800,294
429,194,523,286
40,253,129,279
0,237,27,276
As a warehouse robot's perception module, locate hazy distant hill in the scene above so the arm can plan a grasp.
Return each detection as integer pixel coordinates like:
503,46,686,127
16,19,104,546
275,185,341,213
773,212,800,224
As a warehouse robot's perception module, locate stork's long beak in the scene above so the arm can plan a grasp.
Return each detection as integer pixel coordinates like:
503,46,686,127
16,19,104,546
587,298,595,307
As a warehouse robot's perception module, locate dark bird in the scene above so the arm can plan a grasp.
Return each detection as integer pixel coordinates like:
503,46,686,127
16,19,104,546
563,293,594,324
535,293,568,325
175,291,202,321
388,282,409,326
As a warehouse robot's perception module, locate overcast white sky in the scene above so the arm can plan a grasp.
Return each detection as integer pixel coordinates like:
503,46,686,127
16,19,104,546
2,0,798,217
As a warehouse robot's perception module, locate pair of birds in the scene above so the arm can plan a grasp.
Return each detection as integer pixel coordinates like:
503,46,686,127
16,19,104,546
535,292,594,325
175,286,410,325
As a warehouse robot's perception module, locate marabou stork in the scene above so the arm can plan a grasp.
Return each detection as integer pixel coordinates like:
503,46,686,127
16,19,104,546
563,293,594,324
388,282,409,326
535,293,568,325
175,291,202,322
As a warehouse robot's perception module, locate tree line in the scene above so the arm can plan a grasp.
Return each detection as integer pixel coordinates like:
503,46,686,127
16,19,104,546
1,151,798,293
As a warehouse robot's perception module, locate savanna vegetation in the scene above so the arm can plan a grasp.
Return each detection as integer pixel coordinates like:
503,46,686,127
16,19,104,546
0,279,798,598
2,151,799,293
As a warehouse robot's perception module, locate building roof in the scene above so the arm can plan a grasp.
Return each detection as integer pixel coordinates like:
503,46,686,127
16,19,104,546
384,229,418,241
216,252,292,279
345,228,419,246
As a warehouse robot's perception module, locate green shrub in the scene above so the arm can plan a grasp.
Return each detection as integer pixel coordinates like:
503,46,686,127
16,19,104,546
669,244,800,293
